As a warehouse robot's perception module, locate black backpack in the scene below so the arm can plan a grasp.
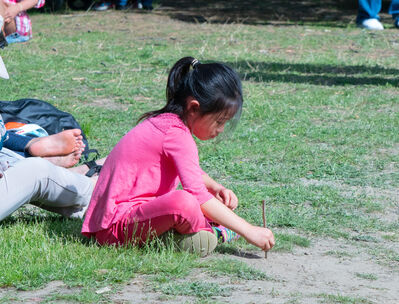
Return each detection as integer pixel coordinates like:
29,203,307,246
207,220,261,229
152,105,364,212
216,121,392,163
0,98,97,160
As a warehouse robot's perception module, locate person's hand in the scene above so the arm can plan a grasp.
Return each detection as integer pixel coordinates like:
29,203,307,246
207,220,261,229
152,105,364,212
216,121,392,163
243,225,275,252
215,188,238,210
3,2,21,23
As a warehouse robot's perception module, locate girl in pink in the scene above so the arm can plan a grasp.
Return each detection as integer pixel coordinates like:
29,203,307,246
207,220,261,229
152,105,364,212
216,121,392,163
82,57,275,256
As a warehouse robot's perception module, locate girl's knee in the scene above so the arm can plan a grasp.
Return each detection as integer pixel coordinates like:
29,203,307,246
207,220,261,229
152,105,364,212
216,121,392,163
168,190,200,215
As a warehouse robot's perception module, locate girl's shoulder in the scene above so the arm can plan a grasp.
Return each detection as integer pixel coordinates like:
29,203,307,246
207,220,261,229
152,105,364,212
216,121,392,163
148,113,189,134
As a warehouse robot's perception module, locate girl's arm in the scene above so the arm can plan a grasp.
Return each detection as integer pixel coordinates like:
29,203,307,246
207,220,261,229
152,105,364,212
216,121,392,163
202,173,238,210
201,197,275,251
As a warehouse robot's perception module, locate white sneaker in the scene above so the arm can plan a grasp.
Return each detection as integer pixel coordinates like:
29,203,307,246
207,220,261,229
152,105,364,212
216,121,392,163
359,18,384,30
162,230,218,257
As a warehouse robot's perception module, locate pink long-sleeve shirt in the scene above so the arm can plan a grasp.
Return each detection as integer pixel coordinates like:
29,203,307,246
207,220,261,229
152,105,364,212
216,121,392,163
82,113,213,237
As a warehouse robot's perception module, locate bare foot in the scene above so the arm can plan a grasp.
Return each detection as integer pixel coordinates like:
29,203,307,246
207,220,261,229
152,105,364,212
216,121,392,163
27,129,83,157
44,149,83,168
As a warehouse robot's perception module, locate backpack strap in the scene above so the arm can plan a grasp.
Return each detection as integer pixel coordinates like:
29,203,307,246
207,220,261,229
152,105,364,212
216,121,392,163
83,148,99,161
84,160,103,177
82,148,102,177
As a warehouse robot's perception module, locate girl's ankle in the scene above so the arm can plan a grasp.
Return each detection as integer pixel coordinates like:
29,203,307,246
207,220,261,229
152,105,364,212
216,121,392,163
212,226,240,243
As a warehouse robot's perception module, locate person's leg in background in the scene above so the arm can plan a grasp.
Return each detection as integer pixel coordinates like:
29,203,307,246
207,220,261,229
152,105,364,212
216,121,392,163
141,0,152,10
116,0,128,10
0,157,94,222
93,0,112,11
357,0,384,30
389,0,399,27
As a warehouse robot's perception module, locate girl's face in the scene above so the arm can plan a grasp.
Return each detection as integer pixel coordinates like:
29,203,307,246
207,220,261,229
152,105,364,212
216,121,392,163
190,112,230,140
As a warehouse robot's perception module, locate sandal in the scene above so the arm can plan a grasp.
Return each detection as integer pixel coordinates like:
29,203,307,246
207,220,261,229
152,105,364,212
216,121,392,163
84,160,102,177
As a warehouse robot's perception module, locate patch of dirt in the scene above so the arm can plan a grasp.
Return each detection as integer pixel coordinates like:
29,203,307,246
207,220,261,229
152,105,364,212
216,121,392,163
378,144,399,157
2,238,397,303
0,281,74,303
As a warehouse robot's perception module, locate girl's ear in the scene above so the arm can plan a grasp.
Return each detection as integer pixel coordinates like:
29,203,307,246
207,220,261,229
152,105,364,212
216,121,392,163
186,98,200,114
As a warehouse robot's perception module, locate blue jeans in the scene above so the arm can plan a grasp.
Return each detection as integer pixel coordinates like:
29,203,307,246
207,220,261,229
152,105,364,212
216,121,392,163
357,0,399,23
139,0,152,7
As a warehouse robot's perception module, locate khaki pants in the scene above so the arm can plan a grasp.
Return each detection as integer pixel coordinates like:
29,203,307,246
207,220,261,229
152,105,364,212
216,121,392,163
0,156,93,221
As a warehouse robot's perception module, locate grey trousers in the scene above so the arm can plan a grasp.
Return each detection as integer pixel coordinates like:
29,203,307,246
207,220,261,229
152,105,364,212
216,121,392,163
0,157,94,221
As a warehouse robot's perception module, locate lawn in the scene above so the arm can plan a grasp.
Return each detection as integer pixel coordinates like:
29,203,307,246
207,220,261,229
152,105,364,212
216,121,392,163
0,1,398,303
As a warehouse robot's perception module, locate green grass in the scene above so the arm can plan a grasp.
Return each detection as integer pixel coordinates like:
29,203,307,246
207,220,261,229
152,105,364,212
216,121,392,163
153,281,230,298
204,258,273,280
317,293,374,304
1,1,399,302
355,272,378,281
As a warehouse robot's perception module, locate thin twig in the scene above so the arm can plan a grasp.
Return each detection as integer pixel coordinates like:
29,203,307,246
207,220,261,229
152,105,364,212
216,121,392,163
262,200,267,259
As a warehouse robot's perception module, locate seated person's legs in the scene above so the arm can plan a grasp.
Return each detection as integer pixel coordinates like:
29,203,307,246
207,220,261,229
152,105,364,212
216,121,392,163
3,129,85,168
5,129,83,157
0,157,95,222
26,128,84,157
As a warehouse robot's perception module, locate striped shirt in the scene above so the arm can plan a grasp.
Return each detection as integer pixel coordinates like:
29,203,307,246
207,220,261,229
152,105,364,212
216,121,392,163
4,0,45,37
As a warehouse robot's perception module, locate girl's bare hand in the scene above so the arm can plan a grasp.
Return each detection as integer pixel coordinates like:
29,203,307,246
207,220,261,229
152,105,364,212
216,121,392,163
215,188,238,210
243,226,275,251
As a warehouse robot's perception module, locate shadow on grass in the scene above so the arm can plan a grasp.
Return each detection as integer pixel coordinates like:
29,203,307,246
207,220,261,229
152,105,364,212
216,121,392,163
216,244,263,259
1,211,91,244
155,0,365,27
228,61,399,87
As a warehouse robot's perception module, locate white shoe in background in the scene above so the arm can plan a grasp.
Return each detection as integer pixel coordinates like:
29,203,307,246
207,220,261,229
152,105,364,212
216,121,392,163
359,18,384,30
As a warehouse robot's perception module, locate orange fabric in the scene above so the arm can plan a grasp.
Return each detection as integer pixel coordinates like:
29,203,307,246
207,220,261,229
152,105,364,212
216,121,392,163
5,122,25,130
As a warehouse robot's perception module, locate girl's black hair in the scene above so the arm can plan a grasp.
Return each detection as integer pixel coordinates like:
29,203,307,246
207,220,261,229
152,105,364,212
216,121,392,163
138,56,243,125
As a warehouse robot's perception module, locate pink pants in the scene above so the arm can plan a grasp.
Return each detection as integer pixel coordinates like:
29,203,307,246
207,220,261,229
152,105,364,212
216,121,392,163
95,190,213,246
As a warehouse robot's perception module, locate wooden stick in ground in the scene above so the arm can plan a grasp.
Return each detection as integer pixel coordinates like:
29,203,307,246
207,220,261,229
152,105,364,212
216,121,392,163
262,200,268,259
